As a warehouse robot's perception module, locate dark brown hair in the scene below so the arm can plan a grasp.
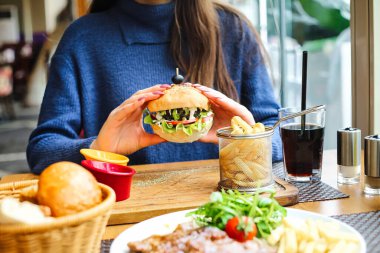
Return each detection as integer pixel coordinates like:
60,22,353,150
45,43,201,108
89,0,265,101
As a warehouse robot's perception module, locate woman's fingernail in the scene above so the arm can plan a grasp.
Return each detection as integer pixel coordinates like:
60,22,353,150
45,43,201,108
160,84,171,88
138,96,146,101
192,83,201,87
153,91,165,95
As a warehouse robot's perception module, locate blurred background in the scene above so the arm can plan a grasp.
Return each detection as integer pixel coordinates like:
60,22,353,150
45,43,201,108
0,0,351,176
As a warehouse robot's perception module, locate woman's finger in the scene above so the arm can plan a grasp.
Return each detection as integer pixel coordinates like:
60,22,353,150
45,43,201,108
111,98,147,121
193,85,254,123
215,97,254,124
193,85,229,100
197,87,241,108
201,92,255,125
120,91,164,107
140,133,167,148
116,90,167,119
208,99,221,108
133,84,171,96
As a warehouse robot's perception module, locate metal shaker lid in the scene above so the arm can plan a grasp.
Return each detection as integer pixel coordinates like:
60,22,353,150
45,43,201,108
365,135,380,177
337,127,361,166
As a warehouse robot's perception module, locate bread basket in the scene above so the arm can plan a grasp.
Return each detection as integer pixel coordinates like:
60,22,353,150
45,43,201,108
0,179,116,253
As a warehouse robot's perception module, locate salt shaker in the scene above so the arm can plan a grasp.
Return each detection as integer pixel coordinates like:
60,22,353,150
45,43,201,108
337,127,361,184
364,134,380,195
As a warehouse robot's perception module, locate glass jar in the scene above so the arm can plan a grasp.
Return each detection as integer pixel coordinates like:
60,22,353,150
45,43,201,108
216,127,274,192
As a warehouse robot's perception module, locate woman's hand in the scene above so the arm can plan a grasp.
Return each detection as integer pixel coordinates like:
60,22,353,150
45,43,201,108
192,84,255,144
90,84,171,155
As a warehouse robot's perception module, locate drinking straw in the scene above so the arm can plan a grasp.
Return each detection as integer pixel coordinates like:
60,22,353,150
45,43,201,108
301,51,308,131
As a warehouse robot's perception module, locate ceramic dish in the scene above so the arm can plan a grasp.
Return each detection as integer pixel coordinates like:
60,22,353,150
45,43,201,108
80,149,129,166
110,208,366,253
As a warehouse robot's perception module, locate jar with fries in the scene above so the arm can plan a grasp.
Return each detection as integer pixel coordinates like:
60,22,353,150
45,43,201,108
216,116,274,192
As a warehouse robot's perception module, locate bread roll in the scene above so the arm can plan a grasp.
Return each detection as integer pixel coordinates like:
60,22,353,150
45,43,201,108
0,197,50,224
37,161,102,217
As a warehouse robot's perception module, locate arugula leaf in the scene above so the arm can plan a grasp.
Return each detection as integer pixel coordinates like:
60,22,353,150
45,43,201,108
187,190,286,238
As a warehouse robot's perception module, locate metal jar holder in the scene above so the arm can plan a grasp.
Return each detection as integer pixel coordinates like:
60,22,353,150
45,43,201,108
216,105,325,193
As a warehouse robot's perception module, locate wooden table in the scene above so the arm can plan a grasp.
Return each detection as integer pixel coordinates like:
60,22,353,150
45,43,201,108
1,150,380,240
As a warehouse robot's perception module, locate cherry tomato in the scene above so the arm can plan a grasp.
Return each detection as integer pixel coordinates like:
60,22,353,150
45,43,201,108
225,216,257,242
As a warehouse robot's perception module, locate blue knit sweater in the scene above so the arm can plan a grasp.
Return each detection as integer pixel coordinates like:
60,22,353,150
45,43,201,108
27,0,282,174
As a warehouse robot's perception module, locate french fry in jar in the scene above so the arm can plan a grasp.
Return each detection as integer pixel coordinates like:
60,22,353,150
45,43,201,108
219,116,272,189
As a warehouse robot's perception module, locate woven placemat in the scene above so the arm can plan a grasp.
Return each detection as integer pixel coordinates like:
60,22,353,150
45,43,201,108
273,163,349,202
332,210,380,253
101,239,113,253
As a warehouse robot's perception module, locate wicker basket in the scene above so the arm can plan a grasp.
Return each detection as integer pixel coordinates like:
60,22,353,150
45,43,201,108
0,179,116,253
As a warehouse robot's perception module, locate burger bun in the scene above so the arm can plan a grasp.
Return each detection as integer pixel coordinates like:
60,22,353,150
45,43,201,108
147,84,210,112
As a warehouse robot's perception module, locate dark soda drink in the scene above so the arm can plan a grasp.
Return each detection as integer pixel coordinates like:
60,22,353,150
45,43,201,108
281,123,324,177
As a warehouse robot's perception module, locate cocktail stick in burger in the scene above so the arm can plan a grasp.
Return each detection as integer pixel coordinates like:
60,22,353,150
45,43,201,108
144,84,214,143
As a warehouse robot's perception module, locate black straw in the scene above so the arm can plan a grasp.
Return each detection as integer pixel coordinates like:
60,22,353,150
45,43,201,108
301,51,308,131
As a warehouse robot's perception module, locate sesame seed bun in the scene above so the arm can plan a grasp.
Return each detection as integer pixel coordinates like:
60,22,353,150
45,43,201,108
147,84,210,112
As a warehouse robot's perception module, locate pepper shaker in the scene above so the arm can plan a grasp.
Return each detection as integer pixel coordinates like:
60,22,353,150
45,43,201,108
364,134,380,195
337,127,361,184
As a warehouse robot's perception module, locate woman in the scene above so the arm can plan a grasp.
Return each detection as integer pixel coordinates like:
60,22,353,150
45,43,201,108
27,0,282,174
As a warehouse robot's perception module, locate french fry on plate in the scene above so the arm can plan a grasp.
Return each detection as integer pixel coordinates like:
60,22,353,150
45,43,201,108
267,217,361,253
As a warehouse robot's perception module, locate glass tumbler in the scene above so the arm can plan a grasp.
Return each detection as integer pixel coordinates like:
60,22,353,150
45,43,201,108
279,107,326,182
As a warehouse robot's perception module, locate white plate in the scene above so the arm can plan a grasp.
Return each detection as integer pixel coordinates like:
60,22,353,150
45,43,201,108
110,208,366,253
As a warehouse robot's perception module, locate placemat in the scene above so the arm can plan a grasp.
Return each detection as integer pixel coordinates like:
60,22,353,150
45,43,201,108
101,239,113,253
332,210,380,253
273,163,349,202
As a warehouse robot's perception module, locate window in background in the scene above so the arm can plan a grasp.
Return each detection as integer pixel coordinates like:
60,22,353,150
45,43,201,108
227,0,351,149
375,0,380,133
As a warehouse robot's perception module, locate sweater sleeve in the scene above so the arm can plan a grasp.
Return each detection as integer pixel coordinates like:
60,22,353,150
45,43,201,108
27,54,96,174
239,23,283,162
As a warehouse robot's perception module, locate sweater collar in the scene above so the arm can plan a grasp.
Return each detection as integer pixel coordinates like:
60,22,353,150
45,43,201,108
115,0,175,45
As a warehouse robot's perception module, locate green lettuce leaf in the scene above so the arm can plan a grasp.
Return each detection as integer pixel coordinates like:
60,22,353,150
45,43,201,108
144,108,213,136
172,109,180,121
143,114,153,124
182,125,193,135
161,121,175,133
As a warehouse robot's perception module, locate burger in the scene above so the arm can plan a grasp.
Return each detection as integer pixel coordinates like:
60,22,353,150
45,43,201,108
144,84,214,143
